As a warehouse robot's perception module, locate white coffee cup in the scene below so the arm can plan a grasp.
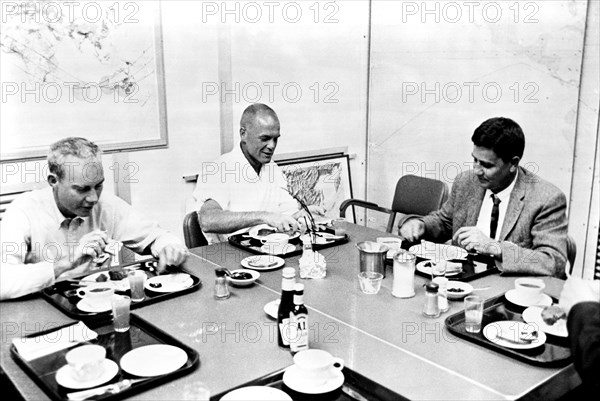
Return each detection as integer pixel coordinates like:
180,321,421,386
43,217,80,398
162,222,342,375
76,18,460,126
260,233,289,247
293,349,344,386
514,278,546,305
66,344,106,382
77,284,114,309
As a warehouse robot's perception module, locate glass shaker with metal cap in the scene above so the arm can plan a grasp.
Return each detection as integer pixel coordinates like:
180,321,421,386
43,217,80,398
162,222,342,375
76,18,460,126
422,282,440,318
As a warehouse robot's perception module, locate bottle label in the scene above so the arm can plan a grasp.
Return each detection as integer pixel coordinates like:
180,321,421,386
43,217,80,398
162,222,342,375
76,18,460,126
279,318,291,346
289,314,309,352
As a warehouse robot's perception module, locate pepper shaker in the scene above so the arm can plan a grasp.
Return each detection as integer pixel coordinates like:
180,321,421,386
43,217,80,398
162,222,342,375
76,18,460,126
422,283,441,318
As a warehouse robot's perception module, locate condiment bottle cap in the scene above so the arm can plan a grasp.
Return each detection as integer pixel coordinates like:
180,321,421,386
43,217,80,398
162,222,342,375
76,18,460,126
424,283,439,293
282,267,296,278
294,283,304,292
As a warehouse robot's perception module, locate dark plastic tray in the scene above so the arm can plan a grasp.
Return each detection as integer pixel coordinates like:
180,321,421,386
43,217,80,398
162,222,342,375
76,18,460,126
210,364,406,401
445,294,571,367
41,258,202,320
228,229,349,258
11,314,200,401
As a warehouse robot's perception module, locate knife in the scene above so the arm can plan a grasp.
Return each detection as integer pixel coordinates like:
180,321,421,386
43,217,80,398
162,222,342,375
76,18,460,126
67,378,148,400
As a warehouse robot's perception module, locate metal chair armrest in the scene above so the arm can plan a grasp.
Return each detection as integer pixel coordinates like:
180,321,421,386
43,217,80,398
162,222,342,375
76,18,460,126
339,199,394,218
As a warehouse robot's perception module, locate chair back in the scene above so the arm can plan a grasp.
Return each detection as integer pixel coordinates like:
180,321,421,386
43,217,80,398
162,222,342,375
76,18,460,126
183,211,208,248
391,175,448,216
566,234,577,276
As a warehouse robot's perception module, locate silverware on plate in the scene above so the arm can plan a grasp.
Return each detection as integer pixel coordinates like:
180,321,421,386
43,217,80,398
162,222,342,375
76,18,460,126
66,378,148,400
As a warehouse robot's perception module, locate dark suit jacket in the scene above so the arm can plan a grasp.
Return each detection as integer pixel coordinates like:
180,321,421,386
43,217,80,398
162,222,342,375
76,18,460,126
568,301,600,390
420,167,568,276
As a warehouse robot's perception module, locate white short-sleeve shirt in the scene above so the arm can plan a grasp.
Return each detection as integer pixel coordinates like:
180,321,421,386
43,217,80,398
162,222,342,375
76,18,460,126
193,145,298,243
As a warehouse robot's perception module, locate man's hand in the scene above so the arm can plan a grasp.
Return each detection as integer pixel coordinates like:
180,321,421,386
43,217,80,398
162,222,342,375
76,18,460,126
157,243,189,273
453,227,501,257
263,213,300,233
399,219,425,242
559,276,600,316
75,230,109,260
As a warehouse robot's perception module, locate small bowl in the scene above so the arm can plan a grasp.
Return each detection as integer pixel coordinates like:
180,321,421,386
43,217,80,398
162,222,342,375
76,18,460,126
446,281,473,300
228,269,260,287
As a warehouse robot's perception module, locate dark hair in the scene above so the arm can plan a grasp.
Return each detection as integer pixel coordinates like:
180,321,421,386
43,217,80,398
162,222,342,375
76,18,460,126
471,117,525,162
48,137,101,180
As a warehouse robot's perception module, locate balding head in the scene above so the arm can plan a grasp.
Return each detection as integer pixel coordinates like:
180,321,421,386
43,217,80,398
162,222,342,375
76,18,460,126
239,104,281,171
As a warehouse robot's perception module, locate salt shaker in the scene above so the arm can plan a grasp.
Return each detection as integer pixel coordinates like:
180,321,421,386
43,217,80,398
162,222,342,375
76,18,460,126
422,283,441,318
432,277,449,313
214,269,230,300
392,250,416,298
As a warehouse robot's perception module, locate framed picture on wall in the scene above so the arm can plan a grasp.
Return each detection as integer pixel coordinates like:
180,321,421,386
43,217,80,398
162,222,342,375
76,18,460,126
278,153,355,223
0,1,167,162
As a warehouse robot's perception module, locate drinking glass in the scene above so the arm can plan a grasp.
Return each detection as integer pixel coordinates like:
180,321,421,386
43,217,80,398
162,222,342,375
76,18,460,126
464,295,484,333
358,272,383,294
112,295,131,332
128,270,146,302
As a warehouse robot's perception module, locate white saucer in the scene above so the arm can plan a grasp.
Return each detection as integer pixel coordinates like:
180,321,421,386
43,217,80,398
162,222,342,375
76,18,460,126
144,274,193,293
221,386,292,401
55,359,118,389
283,365,344,394
483,321,547,350
76,299,111,313
504,289,553,307
260,244,296,255
228,269,260,287
120,344,187,377
522,306,568,338
241,255,285,270
446,281,473,300
264,299,280,319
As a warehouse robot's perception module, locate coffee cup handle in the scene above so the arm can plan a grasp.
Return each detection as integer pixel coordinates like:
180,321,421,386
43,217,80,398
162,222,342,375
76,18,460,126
76,289,87,298
332,357,344,371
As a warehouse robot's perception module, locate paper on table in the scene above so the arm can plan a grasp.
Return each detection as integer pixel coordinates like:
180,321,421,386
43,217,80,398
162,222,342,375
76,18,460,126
12,321,98,361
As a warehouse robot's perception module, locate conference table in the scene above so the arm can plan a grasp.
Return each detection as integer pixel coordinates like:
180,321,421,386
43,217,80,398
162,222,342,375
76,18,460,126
0,223,580,400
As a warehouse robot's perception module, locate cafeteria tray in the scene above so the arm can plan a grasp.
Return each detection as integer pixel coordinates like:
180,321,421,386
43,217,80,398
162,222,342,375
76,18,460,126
228,229,349,258
445,294,571,367
41,258,202,320
11,314,200,401
210,364,406,401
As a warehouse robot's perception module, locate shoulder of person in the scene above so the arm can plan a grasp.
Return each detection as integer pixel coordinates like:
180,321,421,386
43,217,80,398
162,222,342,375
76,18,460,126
518,167,565,199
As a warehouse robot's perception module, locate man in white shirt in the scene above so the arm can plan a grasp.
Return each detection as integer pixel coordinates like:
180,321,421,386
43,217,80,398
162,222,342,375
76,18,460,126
398,117,568,276
194,103,321,244
1,137,188,300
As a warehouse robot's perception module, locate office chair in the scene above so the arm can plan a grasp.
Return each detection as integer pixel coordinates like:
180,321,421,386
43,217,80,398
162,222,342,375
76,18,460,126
339,174,449,233
183,211,208,248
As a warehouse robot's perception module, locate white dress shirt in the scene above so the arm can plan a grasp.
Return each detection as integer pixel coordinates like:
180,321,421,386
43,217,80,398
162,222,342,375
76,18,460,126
475,170,518,240
0,187,181,300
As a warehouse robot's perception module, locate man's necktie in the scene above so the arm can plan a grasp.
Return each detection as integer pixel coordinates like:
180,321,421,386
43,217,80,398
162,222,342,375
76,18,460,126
489,194,501,239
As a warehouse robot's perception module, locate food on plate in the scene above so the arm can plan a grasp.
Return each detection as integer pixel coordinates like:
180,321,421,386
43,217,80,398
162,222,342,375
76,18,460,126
541,305,567,326
257,228,277,236
95,273,108,282
231,271,253,280
447,287,464,293
149,282,163,289
248,259,277,268
108,270,128,281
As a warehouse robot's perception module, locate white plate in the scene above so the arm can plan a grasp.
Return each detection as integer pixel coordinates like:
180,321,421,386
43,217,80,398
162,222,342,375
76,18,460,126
241,255,285,271
260,243,296,255
228,269,260,287
446,282,473,300
483,321,547,350
504,289,553,308
522,306,568,338
408,243,468,261
248,224,300,241
120,345,188,377
415,260,463,277
144,274,193,293
283,364,344,394
221,386,292,401
82,271,130,291
76,299,111,313
55,359,118,389
264,299,280,319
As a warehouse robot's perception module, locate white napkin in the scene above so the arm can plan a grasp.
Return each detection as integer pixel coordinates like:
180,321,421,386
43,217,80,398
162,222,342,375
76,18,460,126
12,322,98,361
